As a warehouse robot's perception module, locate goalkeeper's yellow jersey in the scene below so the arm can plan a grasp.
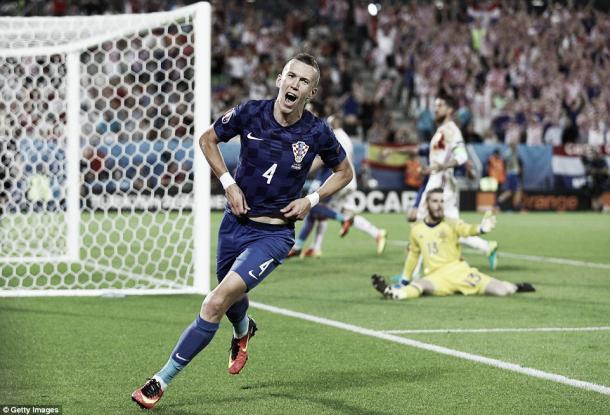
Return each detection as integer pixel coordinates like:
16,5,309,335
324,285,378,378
403,218,480,276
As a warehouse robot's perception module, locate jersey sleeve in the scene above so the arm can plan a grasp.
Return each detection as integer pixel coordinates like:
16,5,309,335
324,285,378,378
402,226,421,277
318,123,346,169
451,219,480,237
213,102,247,142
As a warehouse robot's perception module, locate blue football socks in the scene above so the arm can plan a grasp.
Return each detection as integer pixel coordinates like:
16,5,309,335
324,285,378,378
155,315,219,388
154,358,184,390
233,315,249,338
225,296,249,338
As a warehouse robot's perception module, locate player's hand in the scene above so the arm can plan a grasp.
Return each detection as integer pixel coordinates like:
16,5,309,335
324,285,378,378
479,211,496,234
280,198,311,220
225,184,250,216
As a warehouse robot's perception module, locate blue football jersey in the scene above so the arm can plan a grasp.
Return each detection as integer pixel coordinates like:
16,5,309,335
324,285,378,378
213,99,346,216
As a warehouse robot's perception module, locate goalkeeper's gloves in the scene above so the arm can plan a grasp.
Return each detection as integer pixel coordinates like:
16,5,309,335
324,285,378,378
390,274,410,287
479,211,496,234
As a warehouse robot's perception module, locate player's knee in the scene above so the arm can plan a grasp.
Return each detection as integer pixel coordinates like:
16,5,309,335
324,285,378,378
201,291,228,320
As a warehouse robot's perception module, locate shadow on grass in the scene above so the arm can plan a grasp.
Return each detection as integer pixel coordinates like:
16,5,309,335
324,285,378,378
156,368,440,415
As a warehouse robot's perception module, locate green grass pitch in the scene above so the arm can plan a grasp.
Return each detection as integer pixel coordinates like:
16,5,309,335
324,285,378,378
1,212,609,414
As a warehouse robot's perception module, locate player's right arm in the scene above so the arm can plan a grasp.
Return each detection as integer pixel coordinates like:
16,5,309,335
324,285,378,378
198,125,249,216
401,226,421,278
407,176,429,222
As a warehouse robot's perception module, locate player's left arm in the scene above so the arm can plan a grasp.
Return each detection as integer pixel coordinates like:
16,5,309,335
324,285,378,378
281,158,353,220
315,157,353,200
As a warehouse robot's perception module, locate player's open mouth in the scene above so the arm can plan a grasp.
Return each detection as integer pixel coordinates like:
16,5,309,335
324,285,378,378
285,92,298,104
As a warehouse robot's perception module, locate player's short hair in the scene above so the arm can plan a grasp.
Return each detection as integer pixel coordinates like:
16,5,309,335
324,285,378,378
437,90,458,110
293,53,319,73
426,187,444,201
291,53,320,85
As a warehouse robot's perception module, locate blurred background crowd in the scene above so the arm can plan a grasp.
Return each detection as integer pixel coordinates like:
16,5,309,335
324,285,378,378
3,0,609,147
1,0,609,213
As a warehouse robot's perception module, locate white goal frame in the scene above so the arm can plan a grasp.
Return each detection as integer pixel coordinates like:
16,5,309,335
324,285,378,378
0,3,212,297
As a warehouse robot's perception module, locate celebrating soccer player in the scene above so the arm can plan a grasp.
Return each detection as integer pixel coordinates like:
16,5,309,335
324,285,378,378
132,53,353,410
371,188,535,300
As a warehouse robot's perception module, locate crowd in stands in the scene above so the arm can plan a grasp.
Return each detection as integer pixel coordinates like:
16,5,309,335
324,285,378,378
3,0,609,147
209,0,610,146
1,0,608,209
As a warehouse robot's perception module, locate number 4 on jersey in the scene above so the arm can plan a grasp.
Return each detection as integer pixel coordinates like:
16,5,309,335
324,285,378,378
262,163,277,184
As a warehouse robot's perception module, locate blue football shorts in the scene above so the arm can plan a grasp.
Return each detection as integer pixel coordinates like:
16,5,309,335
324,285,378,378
216,211,294,291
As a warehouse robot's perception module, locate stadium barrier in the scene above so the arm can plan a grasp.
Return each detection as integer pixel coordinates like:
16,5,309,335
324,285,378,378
10,139,607,213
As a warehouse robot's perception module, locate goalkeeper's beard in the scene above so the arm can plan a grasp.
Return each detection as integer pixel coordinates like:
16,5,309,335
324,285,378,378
427,207,444,223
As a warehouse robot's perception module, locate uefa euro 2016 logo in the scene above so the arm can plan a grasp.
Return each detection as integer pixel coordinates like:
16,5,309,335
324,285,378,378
221,107,236,124
291,141,309,170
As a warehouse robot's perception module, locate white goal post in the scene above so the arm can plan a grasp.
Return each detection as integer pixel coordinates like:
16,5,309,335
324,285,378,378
0,3,212,297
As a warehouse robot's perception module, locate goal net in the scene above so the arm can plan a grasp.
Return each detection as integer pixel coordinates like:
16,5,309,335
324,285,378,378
0,3,212,297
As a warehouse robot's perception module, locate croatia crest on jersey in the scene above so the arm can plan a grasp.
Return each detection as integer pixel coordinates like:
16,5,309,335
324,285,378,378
291,141,309,170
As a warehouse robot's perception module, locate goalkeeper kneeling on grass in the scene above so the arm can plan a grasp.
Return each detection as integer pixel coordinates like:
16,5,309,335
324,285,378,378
372,187,535,300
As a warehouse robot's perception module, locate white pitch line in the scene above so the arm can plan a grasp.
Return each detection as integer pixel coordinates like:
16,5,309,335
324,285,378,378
382,326,610,334
250,301,610,397
494,251,610,270
388,240,610,270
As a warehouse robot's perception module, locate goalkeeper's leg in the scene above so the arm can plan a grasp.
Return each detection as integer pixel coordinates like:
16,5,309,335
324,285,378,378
459,236,498,270
372,275,430,300
484,279,517,296
459,236,491,253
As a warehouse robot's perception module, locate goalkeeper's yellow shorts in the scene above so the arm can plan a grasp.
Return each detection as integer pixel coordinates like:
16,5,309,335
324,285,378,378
425,260,492,296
